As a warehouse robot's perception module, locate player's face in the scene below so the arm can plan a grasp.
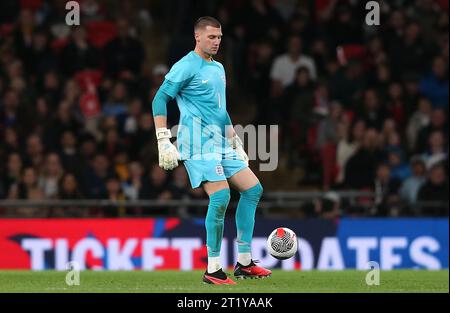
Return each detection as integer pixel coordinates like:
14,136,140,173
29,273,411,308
196,26,222,56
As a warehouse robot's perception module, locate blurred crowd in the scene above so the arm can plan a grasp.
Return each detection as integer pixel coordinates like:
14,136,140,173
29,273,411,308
0,0,448,218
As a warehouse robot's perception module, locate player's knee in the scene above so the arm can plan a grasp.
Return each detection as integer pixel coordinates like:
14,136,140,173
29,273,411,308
208,188,231,217
241,182,263,201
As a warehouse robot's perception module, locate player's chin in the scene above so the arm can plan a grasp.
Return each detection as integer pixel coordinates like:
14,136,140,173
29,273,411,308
210,48,219,55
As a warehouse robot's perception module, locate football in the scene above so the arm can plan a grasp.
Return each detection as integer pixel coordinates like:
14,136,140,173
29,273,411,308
267,227,298,260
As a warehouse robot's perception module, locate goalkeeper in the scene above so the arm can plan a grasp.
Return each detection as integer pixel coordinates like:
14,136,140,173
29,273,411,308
152,16,271,285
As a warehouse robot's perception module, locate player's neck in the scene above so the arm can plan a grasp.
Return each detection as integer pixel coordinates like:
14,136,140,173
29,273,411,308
194,48,213,62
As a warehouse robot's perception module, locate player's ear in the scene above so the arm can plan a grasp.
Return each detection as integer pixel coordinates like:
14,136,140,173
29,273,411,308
194,30,201,43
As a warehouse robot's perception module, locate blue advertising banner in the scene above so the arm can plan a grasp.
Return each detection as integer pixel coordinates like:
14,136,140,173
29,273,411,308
337,219,449,270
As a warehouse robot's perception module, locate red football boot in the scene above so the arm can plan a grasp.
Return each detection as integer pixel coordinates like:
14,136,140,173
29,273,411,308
202,269,237,285
234,260,272,279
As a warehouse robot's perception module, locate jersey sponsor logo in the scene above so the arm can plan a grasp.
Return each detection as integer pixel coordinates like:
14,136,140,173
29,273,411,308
215,165,224,176
201,79,209,84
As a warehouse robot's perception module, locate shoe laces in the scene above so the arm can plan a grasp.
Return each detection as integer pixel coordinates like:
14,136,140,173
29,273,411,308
249,259,260,266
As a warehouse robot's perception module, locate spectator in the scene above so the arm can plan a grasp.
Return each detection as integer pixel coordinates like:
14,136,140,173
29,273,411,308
28,28,58,79
151,64,169,88
59,130,82,175
82,153,113,199
403,72,421,115
78,134,98,169
380,118,398,147
2,153,23,198
2,127,20,156
366,37,388,75
372,163,402,216
101,128,126,163
80,0,105,22
382,10,406,56
406,97,432,151
247,40,275,123
344,128,385,189
23,135,45,170
32,97,53,139
53,173,86,218
60,26,100,77
415,108,448,153
13,9,36,65
327,4,363,47
8,167,47,218
243,0,285,45
122,161,145,201
336,119,365,184
316,101,343,147
417,162,449,216
372,63,391,100
113,150,130,183
0,89,25,134
38,153,64,199
39,71,62,109
123,97,143,136
49,101,82,149
103,18,145,79
386,146,411,182
270,35,317,99
316,101,343,189
104,174,127,217
329,60,365,108
129,112,157,165
399,156,427,207
310,38,330,78
285,66,315,126
312,83,331,117
58,173,84,200
386,82,406,127
63,79,81,109
102,81,129,119
422,130,448,168
140,164,172,201
138,164,173,215
419,56,449,109
391,21,431,77
169,166,192,217
357,88,389,130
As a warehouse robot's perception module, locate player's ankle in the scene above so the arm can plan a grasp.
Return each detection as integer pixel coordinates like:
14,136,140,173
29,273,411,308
207,256,221,273
237,252,252,266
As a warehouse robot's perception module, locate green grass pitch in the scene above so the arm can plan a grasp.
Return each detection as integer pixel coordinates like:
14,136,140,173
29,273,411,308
0,270,448,293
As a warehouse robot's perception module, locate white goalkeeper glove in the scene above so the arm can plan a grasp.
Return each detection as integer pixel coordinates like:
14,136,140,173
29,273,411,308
156,128,180,170
228,135,249,165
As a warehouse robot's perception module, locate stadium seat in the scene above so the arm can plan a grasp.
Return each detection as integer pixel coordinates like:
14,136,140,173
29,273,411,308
336,44,365,65
75,69,103,91
0,24,14,37
85,20,117,49
20,0,43,11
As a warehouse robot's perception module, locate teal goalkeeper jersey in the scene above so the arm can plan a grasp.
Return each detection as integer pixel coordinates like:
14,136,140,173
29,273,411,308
163,51,232,159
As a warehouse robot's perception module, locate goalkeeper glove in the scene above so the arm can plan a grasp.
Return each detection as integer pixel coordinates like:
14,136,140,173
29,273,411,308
228,135,249,165
156,128,180,170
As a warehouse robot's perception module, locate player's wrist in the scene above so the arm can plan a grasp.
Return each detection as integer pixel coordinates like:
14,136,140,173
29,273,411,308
156,127,172,141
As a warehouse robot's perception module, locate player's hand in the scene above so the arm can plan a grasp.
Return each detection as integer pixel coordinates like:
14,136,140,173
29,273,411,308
156,128,180,170
228,135,249,165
